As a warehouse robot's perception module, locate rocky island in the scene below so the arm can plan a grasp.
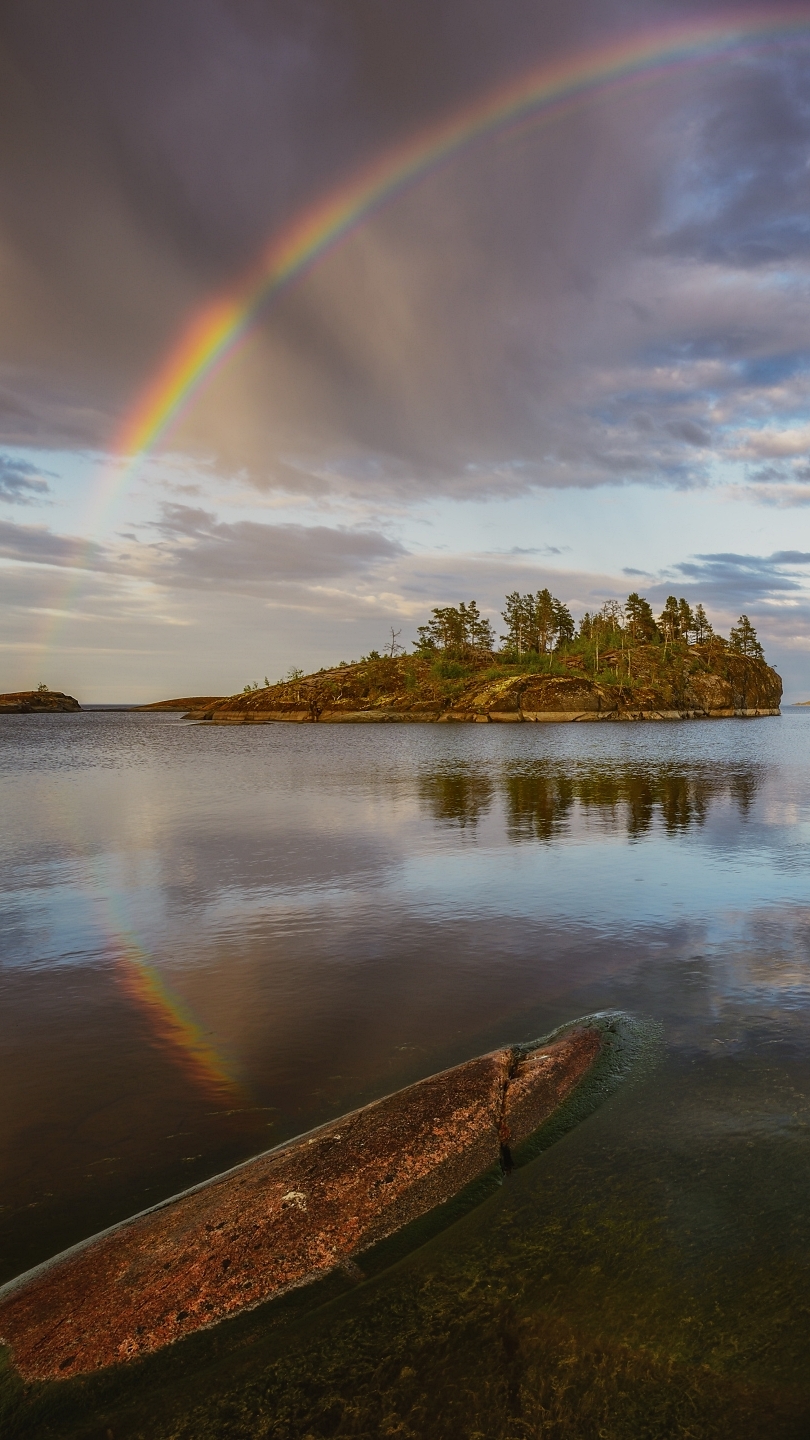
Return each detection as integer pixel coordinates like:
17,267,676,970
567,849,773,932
0,690,80,713
188,591,782,724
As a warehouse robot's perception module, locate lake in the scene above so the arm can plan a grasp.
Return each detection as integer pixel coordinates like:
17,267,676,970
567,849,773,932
2,711,810,1437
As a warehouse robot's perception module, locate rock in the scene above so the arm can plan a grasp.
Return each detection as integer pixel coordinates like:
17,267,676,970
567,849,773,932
195,646,782,724
134,697,225,712
0,691,80,713
0,1026,601,1383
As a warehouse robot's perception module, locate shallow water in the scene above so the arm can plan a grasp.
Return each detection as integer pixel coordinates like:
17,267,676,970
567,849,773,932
2,711,810,1436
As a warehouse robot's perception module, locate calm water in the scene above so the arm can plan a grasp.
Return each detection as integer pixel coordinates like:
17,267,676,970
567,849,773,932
2,712,810,1437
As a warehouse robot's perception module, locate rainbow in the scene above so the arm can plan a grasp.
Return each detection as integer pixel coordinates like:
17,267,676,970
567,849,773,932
113,8,810,478
116,945,244,1103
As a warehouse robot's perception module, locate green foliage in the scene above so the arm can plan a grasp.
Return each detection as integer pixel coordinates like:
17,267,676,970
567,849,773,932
693,603,713,642
431,658,469,680
501,588,574,654
376,589,764,688
416,601,495,656
36,681,49,693
625,593,658,642
729,614,763,659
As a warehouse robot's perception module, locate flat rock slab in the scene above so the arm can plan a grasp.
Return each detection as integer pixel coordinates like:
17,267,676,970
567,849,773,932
0,1028,600,1383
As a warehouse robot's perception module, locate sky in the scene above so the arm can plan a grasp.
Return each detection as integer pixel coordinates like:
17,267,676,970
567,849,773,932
2,0,810,702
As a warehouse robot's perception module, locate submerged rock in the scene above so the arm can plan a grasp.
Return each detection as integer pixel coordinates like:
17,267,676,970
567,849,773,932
0,1026,602,1383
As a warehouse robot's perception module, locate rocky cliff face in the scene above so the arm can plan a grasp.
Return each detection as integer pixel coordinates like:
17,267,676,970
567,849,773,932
191,643,781,724
0,691,81,713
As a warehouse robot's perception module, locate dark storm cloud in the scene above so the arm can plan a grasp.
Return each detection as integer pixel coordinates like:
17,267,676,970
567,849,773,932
0,456,49,504
655,57,810,267
2,2,810,499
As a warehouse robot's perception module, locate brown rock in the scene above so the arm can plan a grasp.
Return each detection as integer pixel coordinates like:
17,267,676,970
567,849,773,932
135,697,225,712
0,1028,600,1383
0,691,80,713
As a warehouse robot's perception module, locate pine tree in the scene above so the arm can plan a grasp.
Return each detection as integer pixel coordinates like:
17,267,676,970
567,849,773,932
417,602,494,656
535,589,556,652
678,599,695,643
624,593,658,642
501,592,529,654
729,615,763,658
552,599,575,644
502,590,572,653
693,604,713,642
658,596,681,643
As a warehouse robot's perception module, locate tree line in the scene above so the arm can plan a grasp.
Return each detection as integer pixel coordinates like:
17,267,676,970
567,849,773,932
411,589,764,660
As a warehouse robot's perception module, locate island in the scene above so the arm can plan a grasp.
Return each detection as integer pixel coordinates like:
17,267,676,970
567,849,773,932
186,591,782,724
135,696,225,711
0,690,80,713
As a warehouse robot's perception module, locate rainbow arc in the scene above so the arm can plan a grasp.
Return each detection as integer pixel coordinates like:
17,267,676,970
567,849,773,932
113,9,810,477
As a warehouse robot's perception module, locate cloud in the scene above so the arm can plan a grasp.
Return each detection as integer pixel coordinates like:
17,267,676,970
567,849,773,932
2,2,810,503
733,425,810,459
0,455,50,504
665,419,711,448
0,518,108,568
147,504,406,589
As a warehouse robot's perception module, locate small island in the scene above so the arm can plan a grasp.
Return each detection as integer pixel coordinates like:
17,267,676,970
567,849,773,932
186,590,782,724
0,688,80,713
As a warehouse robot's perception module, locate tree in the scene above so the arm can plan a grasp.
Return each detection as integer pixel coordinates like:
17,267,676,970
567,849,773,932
36,681,49,693
729,615,763,659
678,599,695,643
552,598,575,645
417,601,494,657
624,593,658,642
501,592,531,654
693,604,713,642
501,590,574,653
658,596,681,643
386,627,403,657
536,588,557,652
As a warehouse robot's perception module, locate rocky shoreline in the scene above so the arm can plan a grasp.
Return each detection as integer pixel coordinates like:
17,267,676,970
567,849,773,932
0,691,80,713
183,645,782,724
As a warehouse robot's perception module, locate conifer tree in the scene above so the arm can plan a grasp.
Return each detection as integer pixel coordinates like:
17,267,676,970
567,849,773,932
729,615,763,658
502,590,574,652
417,602,494,656
624,593,658,642
693,603,713,642
552,598,575,644
658,596,681,642
678,599,695,642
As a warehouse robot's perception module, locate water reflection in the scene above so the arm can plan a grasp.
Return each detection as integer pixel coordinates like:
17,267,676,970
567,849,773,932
2,714,810,1436
419,759,760,838
418,766,495,828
